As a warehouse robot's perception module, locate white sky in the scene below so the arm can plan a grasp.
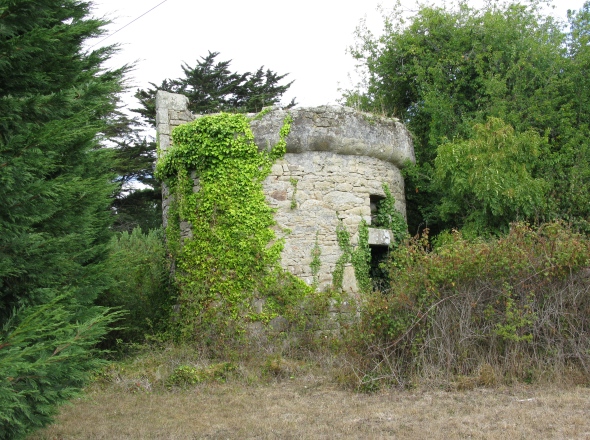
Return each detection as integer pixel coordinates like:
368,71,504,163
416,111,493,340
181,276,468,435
89,0,585,110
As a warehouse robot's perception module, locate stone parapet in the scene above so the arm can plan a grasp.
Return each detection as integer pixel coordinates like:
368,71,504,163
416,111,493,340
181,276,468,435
155,91,191,153
156,91,193,228
251,106,414,168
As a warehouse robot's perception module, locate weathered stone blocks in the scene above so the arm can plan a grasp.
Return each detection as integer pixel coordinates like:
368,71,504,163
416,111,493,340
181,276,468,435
156,91,415,293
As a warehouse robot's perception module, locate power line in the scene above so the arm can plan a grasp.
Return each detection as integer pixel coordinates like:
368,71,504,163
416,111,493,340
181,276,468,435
89,0,169,49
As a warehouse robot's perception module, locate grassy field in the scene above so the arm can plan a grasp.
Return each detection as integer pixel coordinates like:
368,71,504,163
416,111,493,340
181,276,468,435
30,370,590,439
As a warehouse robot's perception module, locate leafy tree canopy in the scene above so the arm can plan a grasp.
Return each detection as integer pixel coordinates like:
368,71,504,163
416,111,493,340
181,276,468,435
434,117,548,236
347,0,590,236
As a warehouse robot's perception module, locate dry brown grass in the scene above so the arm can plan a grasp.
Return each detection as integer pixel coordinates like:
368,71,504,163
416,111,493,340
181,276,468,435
30,376,590,439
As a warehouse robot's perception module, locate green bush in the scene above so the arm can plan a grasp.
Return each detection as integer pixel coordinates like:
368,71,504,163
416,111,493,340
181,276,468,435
0,296,121,439
434,118,548,236
350,222,590,388
166,362,236,387
99,228,174,344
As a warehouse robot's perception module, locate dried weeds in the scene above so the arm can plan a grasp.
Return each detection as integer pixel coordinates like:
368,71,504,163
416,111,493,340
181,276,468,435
29,377,590,439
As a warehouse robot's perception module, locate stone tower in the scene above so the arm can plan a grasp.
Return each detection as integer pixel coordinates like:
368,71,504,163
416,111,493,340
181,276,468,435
156,91,414,293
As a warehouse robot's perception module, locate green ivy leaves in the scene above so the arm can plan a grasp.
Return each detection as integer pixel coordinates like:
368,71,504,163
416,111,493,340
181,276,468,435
157,111,303,338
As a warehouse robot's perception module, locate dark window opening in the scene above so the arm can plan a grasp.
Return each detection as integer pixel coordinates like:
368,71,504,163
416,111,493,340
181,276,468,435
370,244,390,291
370,194,386,225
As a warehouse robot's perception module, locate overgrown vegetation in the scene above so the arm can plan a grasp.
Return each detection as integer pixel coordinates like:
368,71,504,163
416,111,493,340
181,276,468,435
6,1,590,437
345,222,590,390
434,118,547,236
98,228,174,345
330,0,590,390
347,0,590,236
112,51,296,233
156,111,313,345
0,0,127,437
310,232,322,288
136,3,590,394
372,184,408,246
332,220,371,294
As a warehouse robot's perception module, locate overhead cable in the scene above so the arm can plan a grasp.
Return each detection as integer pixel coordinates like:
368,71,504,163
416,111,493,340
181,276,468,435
89,0,169,49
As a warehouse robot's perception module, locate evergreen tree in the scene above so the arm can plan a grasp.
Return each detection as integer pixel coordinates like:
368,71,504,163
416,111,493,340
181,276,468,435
109,111,162,232
0,1,126,437
134,51,296,123
113,52,296,232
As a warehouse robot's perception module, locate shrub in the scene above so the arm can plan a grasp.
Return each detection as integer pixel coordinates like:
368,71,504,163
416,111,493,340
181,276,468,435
99,227,174,345
166,362,236,387
349,222,590,389
0,296,121,439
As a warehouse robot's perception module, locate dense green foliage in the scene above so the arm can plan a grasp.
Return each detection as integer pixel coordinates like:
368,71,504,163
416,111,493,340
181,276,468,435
157,111,310,342
339,0,590,389
0,0,125,436
110,113,162,233
99,228,173,344
0,296,121,439
434,117,548,235
347,0,590,235
332,221,372,294
113,51,296,233
373,184,408,245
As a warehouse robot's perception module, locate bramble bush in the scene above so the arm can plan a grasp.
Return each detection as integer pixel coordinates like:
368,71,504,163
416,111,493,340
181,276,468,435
347,222,590,389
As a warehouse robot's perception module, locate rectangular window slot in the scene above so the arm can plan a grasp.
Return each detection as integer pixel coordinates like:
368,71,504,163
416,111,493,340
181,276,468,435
370,194,386,225
369,243,390,290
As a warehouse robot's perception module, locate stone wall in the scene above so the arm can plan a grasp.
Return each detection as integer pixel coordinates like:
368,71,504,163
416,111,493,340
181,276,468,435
155,91,192,229
155,91,415,293
264,152,405,291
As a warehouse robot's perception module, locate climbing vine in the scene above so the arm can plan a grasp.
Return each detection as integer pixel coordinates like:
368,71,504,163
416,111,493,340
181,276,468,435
289,177,298,209
156,112,310,339
352,221,372,293
332,183,407,294
332,220,350,290
310,232,321,287
332,219,372,294
374,183,408,248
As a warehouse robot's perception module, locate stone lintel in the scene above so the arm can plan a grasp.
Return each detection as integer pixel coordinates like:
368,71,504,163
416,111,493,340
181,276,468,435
368,228,392,247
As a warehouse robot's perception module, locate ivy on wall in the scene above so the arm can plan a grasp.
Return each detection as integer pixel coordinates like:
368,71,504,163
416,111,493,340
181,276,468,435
332,220,372,294
155,112,309,339
374,183,408,247
310,232,321,288
332,184,408,294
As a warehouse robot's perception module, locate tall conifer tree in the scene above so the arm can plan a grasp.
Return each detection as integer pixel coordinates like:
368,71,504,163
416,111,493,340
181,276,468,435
112,51,296,232
0,1,126,437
